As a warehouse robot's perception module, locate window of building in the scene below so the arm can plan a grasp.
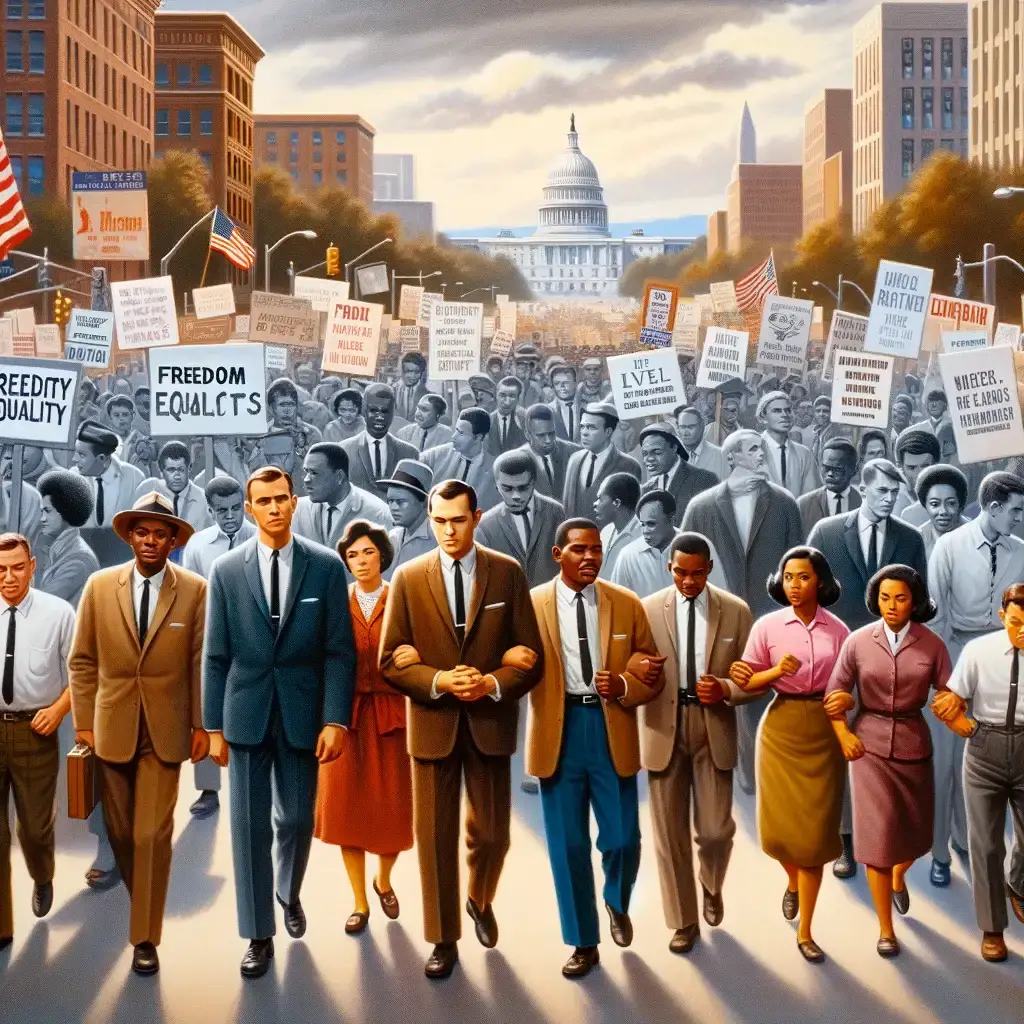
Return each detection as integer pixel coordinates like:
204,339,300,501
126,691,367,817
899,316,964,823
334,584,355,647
5,31,23,72
266,130,277,145
199,108,212,135
960,87,968,131
289,147,298,164
176,109,191,135
198,63,213,85
921,138,934,162
336,149,345,163
922,37,933,79
6,0,23,16
901,87,914,129
199,152,212,171
961,37,968,81
266,150,276,162
27,92,42,135
9,156,21,188
155,108,168,135
336,130,346,144
902,139,914,179
939,138,956,153
312,130,322,145
941,37,953,80
155,62,168,86
290,170,299,184
27,0,45,16
312,150,322,163
289,130,298,145
902,37,914,78
921,87,934,129
6,93,24,136
176,63,190,86
27,30,42,73
26,155,42,195
312,169,322,186
941,87,953,130
336,170,346,184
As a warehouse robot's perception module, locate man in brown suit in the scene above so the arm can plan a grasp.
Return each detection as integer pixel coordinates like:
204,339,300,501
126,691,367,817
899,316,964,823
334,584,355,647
640,532,754,954
69,493,208,976
380,478,543,979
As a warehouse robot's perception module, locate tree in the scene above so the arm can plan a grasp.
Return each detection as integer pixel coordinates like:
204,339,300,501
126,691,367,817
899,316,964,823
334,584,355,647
778,218,867,321
618,237,708,299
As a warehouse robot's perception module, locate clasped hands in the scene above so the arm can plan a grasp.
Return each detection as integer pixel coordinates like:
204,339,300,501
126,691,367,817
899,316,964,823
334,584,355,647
930,689,976,738
728,653,800,692
393,643,535,701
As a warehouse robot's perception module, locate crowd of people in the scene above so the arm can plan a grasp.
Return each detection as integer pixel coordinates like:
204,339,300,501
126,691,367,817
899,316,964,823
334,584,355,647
2,335,1024,985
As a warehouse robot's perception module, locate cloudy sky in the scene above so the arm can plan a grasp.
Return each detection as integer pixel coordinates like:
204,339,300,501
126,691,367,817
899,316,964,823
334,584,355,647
174,0,962,230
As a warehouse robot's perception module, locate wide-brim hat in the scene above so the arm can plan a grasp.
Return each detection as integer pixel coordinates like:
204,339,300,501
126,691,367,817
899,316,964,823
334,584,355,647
378,459,432,500
112,492,195,550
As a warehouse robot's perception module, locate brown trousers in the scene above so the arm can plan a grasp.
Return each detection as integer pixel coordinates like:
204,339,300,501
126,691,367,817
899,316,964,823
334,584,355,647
0,719,59,940
413,715,511,944
98,714,181,947
648,704,735,931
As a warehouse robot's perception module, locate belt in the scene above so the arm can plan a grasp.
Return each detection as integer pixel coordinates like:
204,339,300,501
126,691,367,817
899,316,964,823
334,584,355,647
678,693,702,707
976,721,1024,735
861,708,921,720
0,709,42,723
565,693,601,706
774,692,825,702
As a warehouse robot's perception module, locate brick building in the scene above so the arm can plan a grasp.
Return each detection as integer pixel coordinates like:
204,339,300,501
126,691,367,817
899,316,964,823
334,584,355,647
726,164,803,253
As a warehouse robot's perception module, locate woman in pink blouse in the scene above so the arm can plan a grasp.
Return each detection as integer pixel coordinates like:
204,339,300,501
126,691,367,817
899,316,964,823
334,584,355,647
730,546,849,964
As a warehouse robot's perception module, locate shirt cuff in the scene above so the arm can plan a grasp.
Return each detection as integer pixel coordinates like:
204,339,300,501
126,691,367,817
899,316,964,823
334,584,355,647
324,722,348,730
617,677,629,703
431,670,442,699
487,675,501,701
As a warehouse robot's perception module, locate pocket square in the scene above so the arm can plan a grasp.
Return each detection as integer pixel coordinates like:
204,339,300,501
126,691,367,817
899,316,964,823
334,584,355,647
300,597,320,604
169,622,185,629
484,602,506,610
721,636,733,642
612,634,627,640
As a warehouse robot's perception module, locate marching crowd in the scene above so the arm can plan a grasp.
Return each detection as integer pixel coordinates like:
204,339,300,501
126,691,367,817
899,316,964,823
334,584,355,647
2,338,1024,983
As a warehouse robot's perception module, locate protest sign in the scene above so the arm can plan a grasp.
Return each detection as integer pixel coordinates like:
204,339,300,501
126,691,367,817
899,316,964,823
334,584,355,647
248,291,319,348
428,301,483,381
399,326,421,353
639,327,672,349
831,352,895,430
710,280,739,314
293,276,349,314
482,315,495,339
497,301,517,338
355,263,389,297
864,259,932,358
0,319,14,357
64,309,114,367
755,295,813,372
822,310,868,382
110,275,179,350
323,299,384,376
178,315,234,346
12,335,33,357
810,305,825,343
11,308,35,335
399,285,424,322
149,344,268,437
496,294,509,306
418,291,443,328
489,329,515,359
994,322,1020,348
941,329,988,354
940,346,1024,464
234,314,250,337
923,294,995,351
607,350,685,420
641,281,678,333
694,293,715,321
0,355,82,447
695,327,749,389
192,283,236,320
33,324,62,356
264,345,288,373
672,300,700,356
71,170,149,261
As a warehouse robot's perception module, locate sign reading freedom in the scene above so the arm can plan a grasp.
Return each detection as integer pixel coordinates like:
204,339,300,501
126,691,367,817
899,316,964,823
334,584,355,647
0,356,83,447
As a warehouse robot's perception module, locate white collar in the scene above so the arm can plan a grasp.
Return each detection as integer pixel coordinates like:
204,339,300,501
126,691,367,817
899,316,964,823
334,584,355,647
257,538,294,563
439,544,477,574
133,565,167,590
858,510,885,533
557,577,595,607
884,622,911,648
761,431,787,451
675,587,708,612
2,589,34,618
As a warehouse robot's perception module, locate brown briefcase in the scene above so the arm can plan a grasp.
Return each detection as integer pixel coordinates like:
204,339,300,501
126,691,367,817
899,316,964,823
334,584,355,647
67,742,100,820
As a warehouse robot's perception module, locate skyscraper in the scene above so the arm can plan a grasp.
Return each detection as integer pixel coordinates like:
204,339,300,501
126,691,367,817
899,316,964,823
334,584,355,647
738,102,757,164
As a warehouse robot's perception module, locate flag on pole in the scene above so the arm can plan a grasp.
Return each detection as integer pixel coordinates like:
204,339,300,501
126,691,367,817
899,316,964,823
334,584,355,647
0,127,32,261
735,251,778,312
209,207,256,271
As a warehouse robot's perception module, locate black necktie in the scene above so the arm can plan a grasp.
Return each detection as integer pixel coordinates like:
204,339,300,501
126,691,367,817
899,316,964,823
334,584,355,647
585,452,597,489
1008,648,1020,729
501,417,508,447
835,492,843,514
866,523,878,578
138,578,150,646
460,458,470,481
420,429,428,452
325,505,335,540
270,549,280,633
228,533,235,550
543,456,554,490
95,478,105,525
990,543,999,580
575,592,593,688
453,559,466,645
2,606,15,705
779,444,787,486
374,440,383,479
173,492,180,518
686,597,697,698
565,405,573,439
516,508,532,549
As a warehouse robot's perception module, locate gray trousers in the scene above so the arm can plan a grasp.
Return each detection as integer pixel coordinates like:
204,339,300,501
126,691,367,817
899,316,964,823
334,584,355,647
930,712,968,862
963,725,1024,933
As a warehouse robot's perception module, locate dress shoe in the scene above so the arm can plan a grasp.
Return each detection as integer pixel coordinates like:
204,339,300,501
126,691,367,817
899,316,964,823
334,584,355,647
32,881,53,918
562,946,600,977
702,885,723,928
1006,882,1024,925
604,902,633,948
520,776,540,794
240,938,275,979
85,865,120,891
373,880,400,920
797,938,825,963
466,897,498,948
424,942,458,979
782,888,800,921
276,894,306,938
832,834,857,879
930,859,951,888
892,885,910,916
876,936,900,958
981,931,1008,962
132,942,159,975
669,924,700,954
345,911,369,935
189,790,220,819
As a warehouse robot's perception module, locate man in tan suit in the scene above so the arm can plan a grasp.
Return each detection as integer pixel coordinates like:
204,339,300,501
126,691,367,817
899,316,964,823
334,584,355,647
528,518,665,978
69,493,208,976
380,478,543,980
640,532,754,954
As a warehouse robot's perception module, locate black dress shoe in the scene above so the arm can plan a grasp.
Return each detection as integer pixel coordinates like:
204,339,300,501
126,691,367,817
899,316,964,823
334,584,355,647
520,777,540,794
669,924,700,954
702,885,723,927
562,946,600,977
466,897,498,948
189,790,220,819
240,938,274,979
832,834,857,879
1007,882,1024,925
32,881,53,918
892,885,910,916
85,865,121,891
132,942,159,975
276,894,306,938
930,859,951,887
604,902,633,948
782,888,799,921
424,942,458,979
876,936,900,958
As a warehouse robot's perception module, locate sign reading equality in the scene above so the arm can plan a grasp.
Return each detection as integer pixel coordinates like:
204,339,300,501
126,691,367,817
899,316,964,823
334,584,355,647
0,355,82,447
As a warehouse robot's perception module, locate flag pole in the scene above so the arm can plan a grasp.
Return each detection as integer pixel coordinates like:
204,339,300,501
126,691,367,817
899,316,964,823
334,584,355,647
198,246,213,289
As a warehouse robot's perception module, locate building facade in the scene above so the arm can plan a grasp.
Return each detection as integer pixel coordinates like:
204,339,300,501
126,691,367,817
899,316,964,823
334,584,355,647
254,115,375,206
707,209,728,259
822,151,848,223
726,164,803,253
968,0,1023,169
371,199,434,240
852,2,969,233
803,89,853,232
373,153,415,200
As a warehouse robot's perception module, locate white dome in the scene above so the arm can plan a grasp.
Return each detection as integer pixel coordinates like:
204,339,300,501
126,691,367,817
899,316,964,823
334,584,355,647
536,115,610,237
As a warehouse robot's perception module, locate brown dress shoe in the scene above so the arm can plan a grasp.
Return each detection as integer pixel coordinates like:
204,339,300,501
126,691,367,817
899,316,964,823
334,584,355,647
1007,883,1024,925
981,932,1008,962
132,942,159,975
425,942,459,979
797,938,825,963
562,946,600,978
604,902,633,947
669,924,700,954
702,886,723,927
782,888,799,921
876,936,900,958
466,897,498,948
373,880,400,920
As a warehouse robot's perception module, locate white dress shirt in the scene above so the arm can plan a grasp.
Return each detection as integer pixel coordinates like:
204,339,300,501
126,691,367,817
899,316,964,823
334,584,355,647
556,577,602,696
182,520,257,578
675,587,708,688
827,486,853,516
365,433,390,475
599,517,642,580
510,494,537,550
581,443,613,486
884,622,911,654
762,433,788,483
858,512,887,566
0,589,75,710
947,630,1024,726
610,535,674,599
321,492,351,540
497,413,515,446
556,400,575,438
256,538,293,613
651,457,682,493
732,489,758,549
132,565,166,635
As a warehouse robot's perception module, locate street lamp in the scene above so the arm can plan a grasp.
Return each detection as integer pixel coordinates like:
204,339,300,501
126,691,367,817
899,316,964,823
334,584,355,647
390,269,441,316
264,229,317,292
811,280,839,304
994,186,1024,198
461,284,497,301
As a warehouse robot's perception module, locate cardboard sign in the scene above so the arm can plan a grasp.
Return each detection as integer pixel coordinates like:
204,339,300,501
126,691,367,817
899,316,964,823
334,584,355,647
110,275,179,350
755,295,813,372
607,350,685,420
0,355,82,447
709,280,739,314
399,326,421,353
398,285,424,322
355,262,389,297
864,259,933,358
497,301,517,338
71,170,149,262
822,311,868,382
234,314,250,337
489,329,515,359
293,276,349,314
248,291,319,348
33,324,62,356
694,293,715,321
810,305,825,343
924,294,995,351
11,308,35,335
994,322,1020,348
192,283,236,320
695,327,749,389
323,299,384,376
428,301,483,381
641,281,678,333
178,315,233,346
941,329,988,354
149,344,268,438
672,300,700,356
482,315,495,340
0,319,15,357
264,344,288,373
418,291,443,328
831,351,895,430
940,346,1024,464
64,310,114,368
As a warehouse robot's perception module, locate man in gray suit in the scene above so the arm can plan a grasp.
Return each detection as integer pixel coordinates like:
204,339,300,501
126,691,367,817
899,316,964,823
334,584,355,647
341,384,419,499
547,364,582,442
203,466,355,979
675,405,725,481
638,425,718,527
562,401,642,519
519,404,579,500
797,438,861,539
396,394,453,454
420,408,500,512
487,378,528,456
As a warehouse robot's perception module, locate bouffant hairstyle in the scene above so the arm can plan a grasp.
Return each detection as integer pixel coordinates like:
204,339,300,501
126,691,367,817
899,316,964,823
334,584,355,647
915,463,968,509
37,470,94,528
766,546,842,608
865,564,936,623
336,518,394,574
332,388,363,416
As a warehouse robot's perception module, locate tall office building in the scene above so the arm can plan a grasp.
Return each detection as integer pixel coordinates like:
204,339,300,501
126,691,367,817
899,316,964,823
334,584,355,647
803,89,853,232
373,153,415,200
968,0,1023,169
726,164,803,253
707,209,728,258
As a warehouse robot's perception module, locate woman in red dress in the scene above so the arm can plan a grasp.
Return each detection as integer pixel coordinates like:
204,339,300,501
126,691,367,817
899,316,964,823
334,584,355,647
314,519,413,934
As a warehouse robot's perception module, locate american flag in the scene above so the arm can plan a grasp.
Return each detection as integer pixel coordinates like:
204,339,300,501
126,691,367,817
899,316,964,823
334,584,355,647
735,251,778,312
0,127,32,261
209,207,256,271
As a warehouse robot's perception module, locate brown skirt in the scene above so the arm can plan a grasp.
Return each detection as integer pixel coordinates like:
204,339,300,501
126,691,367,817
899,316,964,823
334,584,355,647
756,695,845,867
851,751,933,868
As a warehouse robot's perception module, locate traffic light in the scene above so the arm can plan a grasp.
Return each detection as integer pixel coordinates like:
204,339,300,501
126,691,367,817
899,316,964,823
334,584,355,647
326,245,340,277
53,289,72,325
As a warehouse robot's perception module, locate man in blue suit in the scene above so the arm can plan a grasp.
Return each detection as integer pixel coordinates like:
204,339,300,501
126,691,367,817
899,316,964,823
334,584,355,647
203,466,355,979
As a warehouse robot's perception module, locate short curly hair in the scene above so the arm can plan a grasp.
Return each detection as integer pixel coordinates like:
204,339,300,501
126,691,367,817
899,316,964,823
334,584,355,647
766,546,842,608
865,565,936,623
336,518,394,574
37,469,95,527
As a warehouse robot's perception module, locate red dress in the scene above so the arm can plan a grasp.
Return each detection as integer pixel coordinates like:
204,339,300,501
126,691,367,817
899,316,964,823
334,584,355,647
314,584,413,855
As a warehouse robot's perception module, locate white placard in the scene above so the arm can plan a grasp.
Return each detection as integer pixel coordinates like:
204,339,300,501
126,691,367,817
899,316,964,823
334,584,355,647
496,294,509,306
399,326,421,353
756,295,813,372
939,346,1024,464
642,282,678,332
497,301,517,338
941,329,989,354
323,299,384,376
355,262,389,297
694,293,715,321
994,322,1020,348
111,275,179,350
264,344,288,372
607,350,685,421
12,308,35,335
233,314,250,339
428,301,483,381
822,310,868,382
924,294,995,351
149,343,268,437
398,285,424,322
0,320,13,357
33,324,62,356
293,276,350,314
709,280,739,314
810,305,825,343
695,327,749,389
482,315,495,339
0,355,81,446
864,259,933,358
418,291,443,328
831,351,895,430
192,283,236,320
672,301,700,356
489,329,515,359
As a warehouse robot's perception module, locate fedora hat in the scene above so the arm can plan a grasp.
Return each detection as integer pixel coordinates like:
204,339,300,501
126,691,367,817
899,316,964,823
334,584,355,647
378,459,432,501
112,492,195,550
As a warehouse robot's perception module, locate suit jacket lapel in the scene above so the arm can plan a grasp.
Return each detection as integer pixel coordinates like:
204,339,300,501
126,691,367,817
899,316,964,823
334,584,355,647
279,540,310,636
540,580,566,690
596,580,613,668
705,586,721,656
661,587,678,664
116,563,139,651
747,485,771,550
713,486,744,556
880,518,898,567
498,507,526,560
425,552,457,644
243,541,272,628
465,545,489,639
141,565,176,658
843,513,869,581
356,440,375,487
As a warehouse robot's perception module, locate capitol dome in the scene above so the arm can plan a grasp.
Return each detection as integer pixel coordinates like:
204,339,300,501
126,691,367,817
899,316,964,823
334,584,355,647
535,114,610,237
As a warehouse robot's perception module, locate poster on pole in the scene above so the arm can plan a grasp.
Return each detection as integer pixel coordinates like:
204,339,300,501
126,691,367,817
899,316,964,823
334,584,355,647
418,291,443,328
399,326,421,354
33,324,62,356
607,350,685,421
923,294,995,351
497,301,517,338
110,275,179,350
149,343,268,438
264,345,288,373
0,355,82,447
293,276,349,314
399,285,424,322
941,329,989,354
671,300,700,357
428,300,483,381
709,280,739,314
641,281,678,333
192,283,236,320
323,299,384,376
831,352,895,430
64,309,114,368
994,322,1020,348
940,346,1024,464
822,310,868,382
489,329,515,359
247,291,319,348
355,263,389,297
71,171,149,262
755,295,813,372
864,259,932,358
695,327,749,389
